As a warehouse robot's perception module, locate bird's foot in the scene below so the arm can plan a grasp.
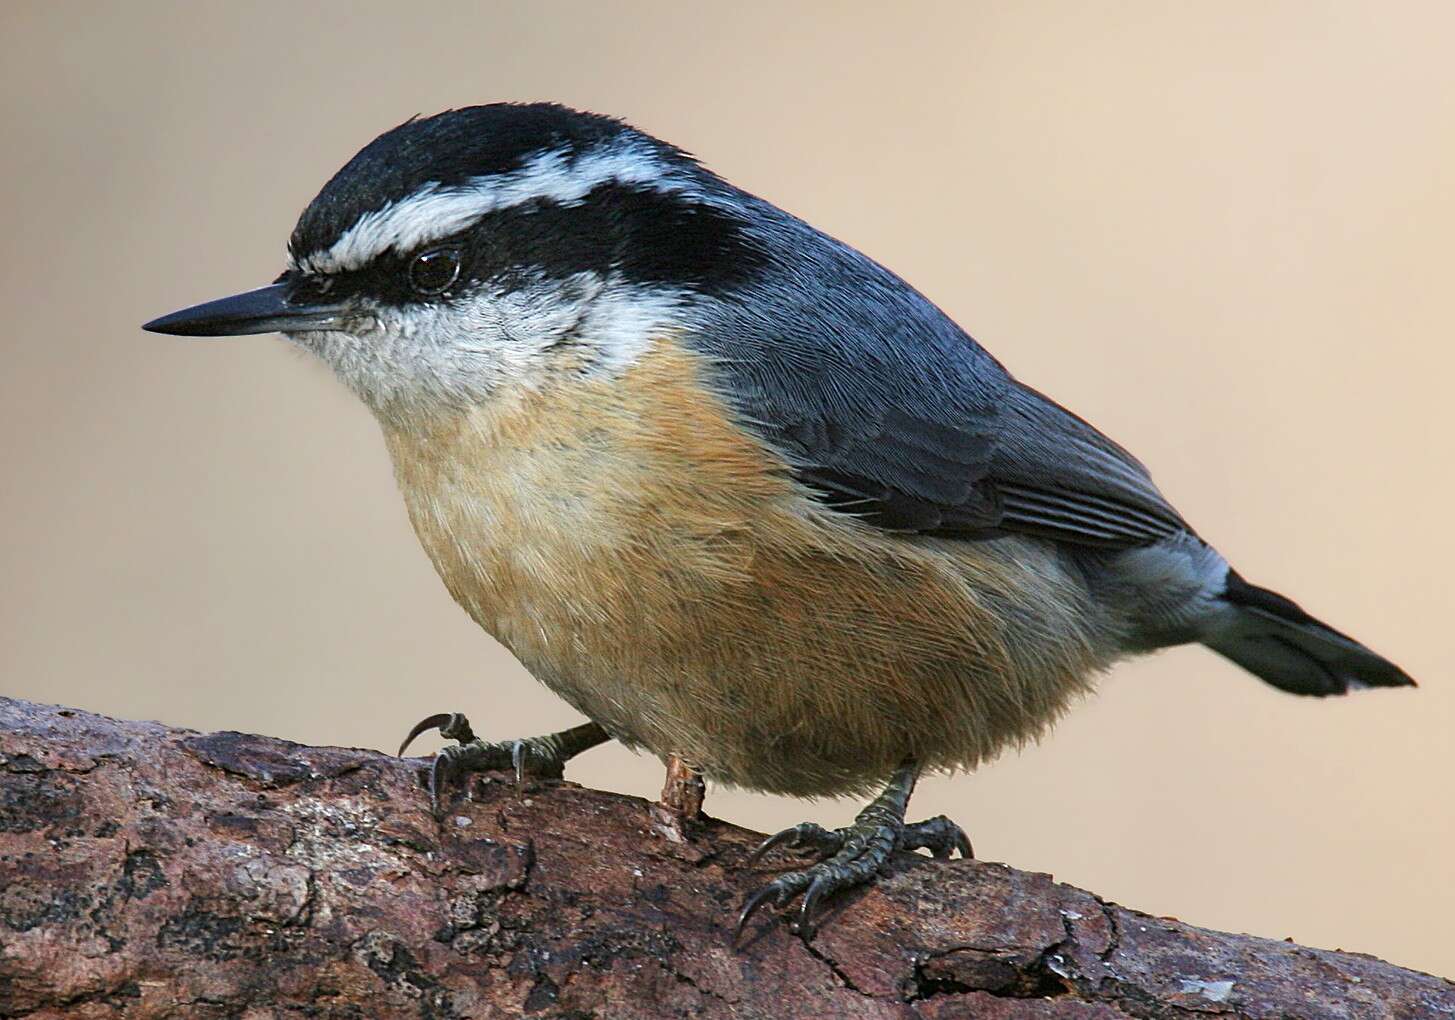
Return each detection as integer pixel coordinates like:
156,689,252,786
750,815,972,865
737,765,970,940
397,712,609,816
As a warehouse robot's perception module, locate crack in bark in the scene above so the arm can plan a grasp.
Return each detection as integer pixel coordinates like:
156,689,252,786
1099,896,1123,964
909,941,1074,1003
800,935,875,998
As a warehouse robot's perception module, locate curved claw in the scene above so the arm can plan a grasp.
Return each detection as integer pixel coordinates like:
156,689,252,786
736,810,974,944
748,822,841,866
427,749,453,816
397,713,454,758
903,816,974,860
511,740,528,790
735,882,788,942
921,827,971,861
954,829,974,861
748,827,804,866
797,872,835,937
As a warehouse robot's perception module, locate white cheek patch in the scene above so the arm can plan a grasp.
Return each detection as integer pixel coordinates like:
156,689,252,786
293,272,686,417
296,141,698,275
570,280,686,376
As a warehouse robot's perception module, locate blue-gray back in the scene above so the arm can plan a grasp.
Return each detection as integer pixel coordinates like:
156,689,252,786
682,191,1190,549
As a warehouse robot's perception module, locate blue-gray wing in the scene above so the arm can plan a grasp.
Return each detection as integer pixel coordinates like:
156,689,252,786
685,207,1189,548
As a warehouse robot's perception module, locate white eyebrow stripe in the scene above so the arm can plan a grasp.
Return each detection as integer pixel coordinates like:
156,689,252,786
296,141,696,275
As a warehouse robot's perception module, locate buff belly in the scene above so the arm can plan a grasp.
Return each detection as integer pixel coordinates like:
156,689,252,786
381,338,1116,797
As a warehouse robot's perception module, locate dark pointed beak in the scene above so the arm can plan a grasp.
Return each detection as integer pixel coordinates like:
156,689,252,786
142,283,349,338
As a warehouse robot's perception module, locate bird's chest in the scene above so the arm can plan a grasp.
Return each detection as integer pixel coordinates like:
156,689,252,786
377,341,796,728
376,340,1095,795
388,423,628,652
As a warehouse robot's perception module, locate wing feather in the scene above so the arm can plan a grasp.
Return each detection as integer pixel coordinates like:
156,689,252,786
684,199,1192,549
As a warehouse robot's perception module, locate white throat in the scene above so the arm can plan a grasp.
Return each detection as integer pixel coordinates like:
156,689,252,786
287,272,689,423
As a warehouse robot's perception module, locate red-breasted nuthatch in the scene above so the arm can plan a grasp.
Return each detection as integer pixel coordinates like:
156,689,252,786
144,103,1413,938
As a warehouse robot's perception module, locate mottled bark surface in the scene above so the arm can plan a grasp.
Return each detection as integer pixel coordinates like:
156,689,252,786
0,697,1448,1019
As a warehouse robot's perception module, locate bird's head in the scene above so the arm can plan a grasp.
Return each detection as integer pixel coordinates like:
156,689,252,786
144,103,768,421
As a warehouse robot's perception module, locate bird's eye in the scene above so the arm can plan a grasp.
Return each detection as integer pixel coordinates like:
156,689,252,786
408,248,462,295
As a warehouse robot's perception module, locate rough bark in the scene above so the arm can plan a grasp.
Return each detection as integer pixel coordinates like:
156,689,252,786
0,697,1448,1020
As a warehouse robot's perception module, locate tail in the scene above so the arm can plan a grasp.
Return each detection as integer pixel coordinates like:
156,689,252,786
1202,571,1415,696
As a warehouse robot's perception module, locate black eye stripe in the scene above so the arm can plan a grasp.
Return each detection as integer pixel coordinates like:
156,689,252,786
285,237,470,307
476,183,771,294
290,184,769,307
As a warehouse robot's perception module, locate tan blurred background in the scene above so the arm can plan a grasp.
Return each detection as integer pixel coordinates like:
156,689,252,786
2,0,1451,976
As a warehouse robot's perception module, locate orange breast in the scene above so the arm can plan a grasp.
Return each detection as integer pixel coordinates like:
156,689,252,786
381,337,1109,796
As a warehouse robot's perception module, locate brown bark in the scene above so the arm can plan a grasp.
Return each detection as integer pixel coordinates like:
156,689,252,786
0,696,1448,1020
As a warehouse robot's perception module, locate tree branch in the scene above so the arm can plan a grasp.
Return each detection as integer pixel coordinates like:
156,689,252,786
0,697,1448,1019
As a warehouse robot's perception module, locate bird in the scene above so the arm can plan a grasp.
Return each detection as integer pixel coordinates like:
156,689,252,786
143,102,1414,939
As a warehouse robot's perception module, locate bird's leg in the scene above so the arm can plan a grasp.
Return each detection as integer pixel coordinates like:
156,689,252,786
397,712,611,815
660,754,706,818
652,754,706,842
738,760,972,940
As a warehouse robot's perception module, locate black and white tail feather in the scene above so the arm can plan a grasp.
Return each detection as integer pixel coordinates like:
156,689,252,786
1203,571,1413,696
